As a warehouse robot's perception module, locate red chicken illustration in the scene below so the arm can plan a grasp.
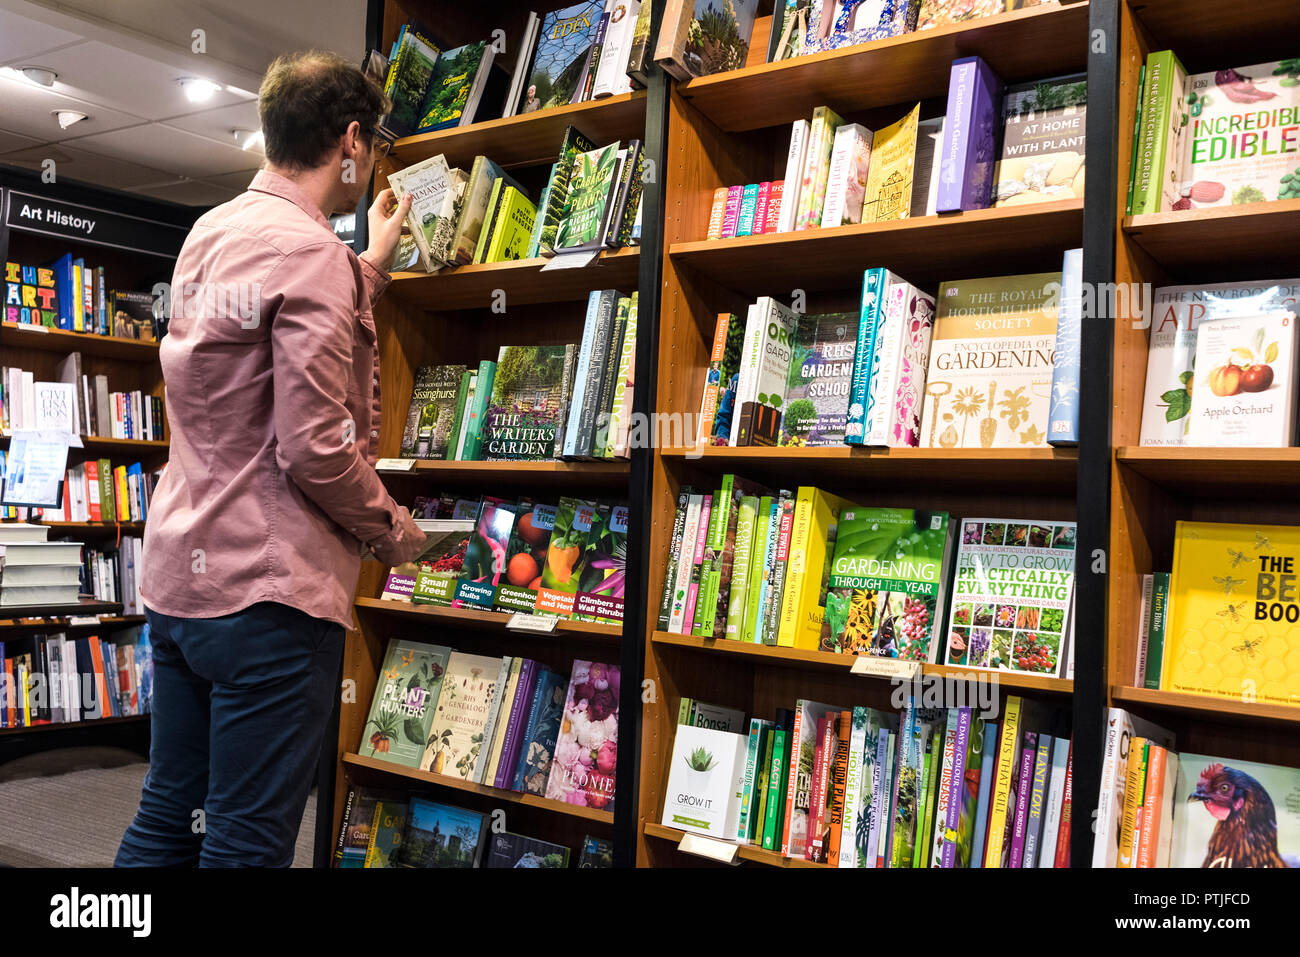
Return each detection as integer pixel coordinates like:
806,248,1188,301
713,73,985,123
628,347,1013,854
1188,762,1288,868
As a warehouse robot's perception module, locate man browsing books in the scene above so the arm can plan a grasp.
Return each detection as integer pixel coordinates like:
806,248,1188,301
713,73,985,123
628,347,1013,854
116,51,425,868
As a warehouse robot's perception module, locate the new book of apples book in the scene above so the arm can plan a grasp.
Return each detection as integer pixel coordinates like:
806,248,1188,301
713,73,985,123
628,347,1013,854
360,639,452,768
545,660,620,810
1170,753,1300,868
481,345,572,460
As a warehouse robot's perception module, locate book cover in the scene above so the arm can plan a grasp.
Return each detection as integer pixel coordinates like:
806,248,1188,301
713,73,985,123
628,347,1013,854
777,486,855,649
3,262,58,327
419,652,502,780
864,277,937,447
661,723,749,836
1170,752,1300,868
782,698,843,858
484,188,538,262
481,345,570,460
658,0,761,79
778,311,858,446
943,518,1076,677
536,497,599,617
918,0,1045,29
821,123,873,228
538,126,599,255
398,798,487,867
993,74,1087,207
777,119,810,233
1131,49,1192,215
797,105,845,229
545,660,619,810
493,503,557,613
696,312,747,445
938,56,1004,212
514,669,570,793
861,104,920,222
363,798,408,868
556,142,622,252
407,521,476,606
400,364,468,459
1181,60,1300,209
523,2,604,110
578,834,614,866
733,298,800,446
360,639,452,768
450,499,518,609
805,0,919,52
383,26,441,137
416,41,489,131
822,506,953,659
920,271,1061,448
573,502,628,623
387,154,462,270
1163,520,1300,707
1187,311,1300,447
736,182,760,236
486,832,571,868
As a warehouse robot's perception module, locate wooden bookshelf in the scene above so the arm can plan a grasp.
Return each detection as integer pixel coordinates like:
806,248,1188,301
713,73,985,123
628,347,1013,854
1,520,146,537
0,597,123,621
354,596,621,644
0,322,160,360
1100,0,1300,784
0,713,148,737
643,822,829,867
375,456,630,490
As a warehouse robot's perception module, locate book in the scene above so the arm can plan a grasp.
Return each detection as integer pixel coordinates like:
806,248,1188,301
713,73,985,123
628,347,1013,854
844,267,889,445
572,502,628,623
483,187,538,262
538,126,598,256
536,497,599,617
777,312,858,446
752,181,772,234
578,835,614,867
661,723,749,836
782,698,843,858
938,56,1004,212
919,270,1061,449
1139,279,1300,446
776,486,854,649
625,0,655,85
918,0,1045,30
545,660,619,810
481,345,571,460
448,499,517,610
1048,247,1084,445
777,119,811,232
1162,520,1300,706
943,518,1076,677
1187,311,1300,447
732,298,800,446
486,832,571,868
1130,50,1192,215
387,154,462,271
910,116,945,216
796,106,845,229
1092,707,1174,867
363,798,408,868
1181,59,1300,209
696,312,746,446
592,0,640,99
993,74,1088,207
503,12,542,119
406,520,476,606
514,669,570,794
359,639,452,768
2,261,58,327
805,0,919,52
1170,752,1300,867
460,359,498,459
705,187,728,239
822,506,954,659
1143,572,1170,690
556,142,623,252
419,652,502,780
398,798,488,868
765,181,784,231
655,0,761,80
382,25,441,137
521,2,605,111
863,277,937,447
861,104,920,222
493,503,557,614
400,364,468,459
735,183,760,237
820,124,873,228
416,40,493,131
719,184,743,239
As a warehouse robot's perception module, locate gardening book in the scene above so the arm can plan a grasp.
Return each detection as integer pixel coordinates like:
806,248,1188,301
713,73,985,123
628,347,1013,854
486,832,571,868
992,73,1087,208
1139,279,1300,446
556,142,622,253
942,518,1076,678
863,277,937,447
821,123,873,227
1188,311,1300,447
861,104,920,222
1048,247,1084,445
359,639,451,768
797,105,845,229
1093,707,1174,867
483,188,538,262
778,311,858,446
804,0,919,53
821,506,954,659
382,25,441,138
732,297,800,446
522,1,604,111
1170,752,1300,868
1181,60,1300,209
938,56,1003,212
660,724,749,837
388,518,474,604
573,502,628,623
513,668,570,794
387,155,466,271
481,345,571,460
919,270,1061,449
1162,520,1300,707
1130,50,1192,215
918,0,1045,29
400,364,468,459
363,798,408,868
696,312,747,445
654,0,761,81
536,497,599,617
416,40,492,132
782,698,844,858
777,485,856,650
538,126,599,255
450,498,518,609
398,798,488,868
493,503,557,614
419,652,502,781
545,660,619,811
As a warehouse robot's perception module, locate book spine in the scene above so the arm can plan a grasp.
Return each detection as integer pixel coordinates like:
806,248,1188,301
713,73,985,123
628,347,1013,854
1125,63,1148,217
984,695,1021,867
723,496,759,639
827,712,851,864
1134,572,1154,684
839,710,865,867
775,488,813,648
563,292,602,457
695,313,733,445
938,57,1001,212
1054,745,1073,868
1008,737,1036,868
1023,735,1052,868
697,475,735,638
728,305,761,446
720,185,743,239
763,729,787,851
753,728,774,842
764,495,795,646
929,714,957,867
1144,572,1169,689
765,181,784,232
592,308,627,456
705,187,728,240
777,121,809,233
867,728,891,868
690,484,723,637
625,0,654,86
1118,740,1148,867
575,291,617,457
680,494,712,634
667,494,702,633
863,277,903,446
607,302,637,458
742,499,774,643
735,183,760,237
495,660,537,789
1137,743,1165,868
820,124,855,228
737,718,765,842
1131,51,1175,216
940,708,971,868
658,490,691,630
751,500,780,644
780,706,805,856
752,181,771,235
845,268,886,445
1048,247,1084,445
805,715,831,861
461,360,497,460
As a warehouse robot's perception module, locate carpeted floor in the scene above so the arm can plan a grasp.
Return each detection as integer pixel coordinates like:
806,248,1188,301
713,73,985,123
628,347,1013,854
0,748,316,867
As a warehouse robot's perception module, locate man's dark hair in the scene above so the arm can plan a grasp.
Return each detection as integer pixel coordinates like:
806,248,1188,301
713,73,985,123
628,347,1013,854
259,51,388,169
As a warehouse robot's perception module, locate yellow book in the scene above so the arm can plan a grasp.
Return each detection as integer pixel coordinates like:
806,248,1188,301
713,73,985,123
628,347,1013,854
1162,520,1300,707
481,657,521,784
484,187,537,263
777,486,856,649
114,466,130,521
1116,738,1147,868
860,104,920,223
984,694,1022,868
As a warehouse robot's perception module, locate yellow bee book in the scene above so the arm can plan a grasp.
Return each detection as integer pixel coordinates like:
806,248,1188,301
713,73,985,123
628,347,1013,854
860,104,920,223
777,486,857,650
1162,520,1300,707
484,187,538,263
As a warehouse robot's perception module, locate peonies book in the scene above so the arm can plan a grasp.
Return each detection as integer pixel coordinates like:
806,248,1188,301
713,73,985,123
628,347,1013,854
359,639,451,768
545,660,620,810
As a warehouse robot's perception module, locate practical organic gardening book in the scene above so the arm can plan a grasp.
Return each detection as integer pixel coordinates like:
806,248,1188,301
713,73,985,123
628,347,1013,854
360,639,451,768
821,506,954,660
777,311,858,446
481,345,570,460
942,518,1076,678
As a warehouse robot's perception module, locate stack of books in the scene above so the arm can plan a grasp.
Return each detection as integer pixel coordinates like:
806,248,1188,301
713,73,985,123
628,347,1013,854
0,523,83,608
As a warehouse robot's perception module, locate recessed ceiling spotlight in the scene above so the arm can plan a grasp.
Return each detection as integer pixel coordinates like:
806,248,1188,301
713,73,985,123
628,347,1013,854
177,76,221,103
18,66,58,87
232,128,264,151
52,110,88,130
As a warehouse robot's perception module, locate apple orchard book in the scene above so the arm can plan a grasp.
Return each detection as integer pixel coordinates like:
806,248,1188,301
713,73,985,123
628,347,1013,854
1187,311,1299,447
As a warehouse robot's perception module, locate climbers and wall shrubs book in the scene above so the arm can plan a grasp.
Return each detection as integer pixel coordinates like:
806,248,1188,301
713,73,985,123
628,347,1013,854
359,639,452,768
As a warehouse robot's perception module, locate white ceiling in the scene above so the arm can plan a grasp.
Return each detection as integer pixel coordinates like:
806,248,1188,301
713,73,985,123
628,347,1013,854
0,0,367,207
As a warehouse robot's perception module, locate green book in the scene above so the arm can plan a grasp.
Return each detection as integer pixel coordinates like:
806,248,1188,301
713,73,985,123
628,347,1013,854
383,26,441,137
1144,572,1170,690
556,142,621,253
460,360,497,460
752,726,775,842
724,495,760,639
484,187,538,263
1124,63,1147,217
473,177,507,265
742,497,775,643
415,40,488,131
526,165,557,258
364,798,409,868
694,474,735,637
359,638,453,768
603,292,637,459
539,127,597,256
676,696,693,725
762,729,788,851
1131,50,1190,216
445,370,472,462
914,730,937,868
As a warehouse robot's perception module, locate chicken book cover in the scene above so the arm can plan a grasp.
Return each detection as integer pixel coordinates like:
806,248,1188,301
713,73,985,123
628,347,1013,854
481,345,571,460
1163,520,1300,707
360,639,452,768
544,660,619,811
1171,753,1300,868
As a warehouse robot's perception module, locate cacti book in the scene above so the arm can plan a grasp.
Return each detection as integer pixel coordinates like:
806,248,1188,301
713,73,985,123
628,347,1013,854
545,660,620,810
361,639,452,768
481,345,571,460
778,311,858,446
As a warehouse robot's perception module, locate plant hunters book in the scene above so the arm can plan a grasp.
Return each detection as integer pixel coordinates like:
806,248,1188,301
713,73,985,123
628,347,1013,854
360,639,451,768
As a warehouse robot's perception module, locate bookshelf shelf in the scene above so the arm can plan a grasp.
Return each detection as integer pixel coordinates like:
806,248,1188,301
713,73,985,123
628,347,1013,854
1110,686,1300,730
0,598,122,620
387,247,640,311
0,713,148,737
341,752,614,824
0,435,168,458
0,322,160,360
1116,447,1300,496
642,822,829,867
673,2,1089,133
1122,200,1300,278
1128,0,1299,65
353,596,621,643
376,457,631,488
388,90,648,172
668,201,1084,293
651,631,1074,696
2,520,146,536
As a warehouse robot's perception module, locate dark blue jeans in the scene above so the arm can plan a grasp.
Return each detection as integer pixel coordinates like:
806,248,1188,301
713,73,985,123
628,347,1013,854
115,602,343,867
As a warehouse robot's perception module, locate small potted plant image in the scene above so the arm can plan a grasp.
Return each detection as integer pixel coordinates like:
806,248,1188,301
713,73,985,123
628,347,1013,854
683,745,718,794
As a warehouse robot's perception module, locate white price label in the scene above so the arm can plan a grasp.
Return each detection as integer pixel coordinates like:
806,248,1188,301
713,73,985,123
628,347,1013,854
506,613,560,634
677,833,740,864
69,616,100,626
376,458,417,471
849,657,922,681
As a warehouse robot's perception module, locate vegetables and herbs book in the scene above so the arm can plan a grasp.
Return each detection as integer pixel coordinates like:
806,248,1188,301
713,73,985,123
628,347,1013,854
1170,752,1300,868
943,518,1076,677
1163,520,1300,707
360,639,451,768
821,506,954,660
1139,279,1300,446
536,497,599,617
398,798,487,868
661,724,749,837
919,271,1060,449
778,311,858,446
1188,311,1299,447
545,660,619,810
419,652,502,781
400,364,467,459
481,345,571,460
992,73,1087,208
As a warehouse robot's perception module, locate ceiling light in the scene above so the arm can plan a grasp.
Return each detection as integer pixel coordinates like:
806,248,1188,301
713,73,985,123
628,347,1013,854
233,128,264,151
52,110,88,130
177,77,221,103
18,66,57,87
